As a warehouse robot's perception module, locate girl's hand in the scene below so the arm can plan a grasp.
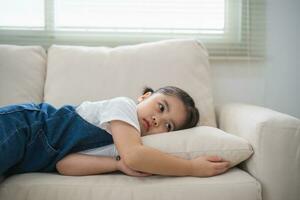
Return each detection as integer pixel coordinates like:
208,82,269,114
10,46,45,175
190,155,231,177
116,158,152,177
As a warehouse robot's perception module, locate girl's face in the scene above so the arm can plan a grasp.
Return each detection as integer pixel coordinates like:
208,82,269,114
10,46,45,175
137,92,187,136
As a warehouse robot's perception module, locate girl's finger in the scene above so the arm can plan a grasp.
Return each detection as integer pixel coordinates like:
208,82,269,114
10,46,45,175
138,173,152,177
215,166,230,175
140,172,152,176
125,168,151,177
206,155,224,162
131,171,152,177
214,162,230,170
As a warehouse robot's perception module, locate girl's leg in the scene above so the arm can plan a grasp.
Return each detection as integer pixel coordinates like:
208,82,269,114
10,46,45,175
0,106,27,175
0,129,26,174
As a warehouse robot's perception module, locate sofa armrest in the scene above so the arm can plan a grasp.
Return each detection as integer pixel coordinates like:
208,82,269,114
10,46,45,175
216,103,300,200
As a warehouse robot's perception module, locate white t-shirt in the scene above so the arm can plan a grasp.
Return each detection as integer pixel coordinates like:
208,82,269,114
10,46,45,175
75,97,141,157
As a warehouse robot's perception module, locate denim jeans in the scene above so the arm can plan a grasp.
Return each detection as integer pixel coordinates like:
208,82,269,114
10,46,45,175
0,103,113,175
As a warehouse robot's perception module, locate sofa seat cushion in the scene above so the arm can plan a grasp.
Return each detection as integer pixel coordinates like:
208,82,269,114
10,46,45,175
0,45,46,106
0,168,261,200
45,39,216,127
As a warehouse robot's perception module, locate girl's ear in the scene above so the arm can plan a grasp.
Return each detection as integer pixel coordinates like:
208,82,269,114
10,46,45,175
137,92,152,102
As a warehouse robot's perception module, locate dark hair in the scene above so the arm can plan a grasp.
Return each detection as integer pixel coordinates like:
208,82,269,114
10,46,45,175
142,86,200,130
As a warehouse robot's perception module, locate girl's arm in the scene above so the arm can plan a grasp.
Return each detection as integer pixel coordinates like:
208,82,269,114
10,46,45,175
110,120,230,177
56,154,117,176
56,153,151,176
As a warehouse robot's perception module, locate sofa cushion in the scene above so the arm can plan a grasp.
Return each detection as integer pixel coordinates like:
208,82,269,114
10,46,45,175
0,45,46,106
142,126,253,168
45,39,216,127
0,168,261,200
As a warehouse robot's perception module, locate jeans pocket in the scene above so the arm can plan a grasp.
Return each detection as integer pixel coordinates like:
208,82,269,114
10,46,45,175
28,129,58,154
21,129,58,172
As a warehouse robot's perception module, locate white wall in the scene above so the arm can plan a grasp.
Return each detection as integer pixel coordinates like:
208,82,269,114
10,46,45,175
211,0,300,119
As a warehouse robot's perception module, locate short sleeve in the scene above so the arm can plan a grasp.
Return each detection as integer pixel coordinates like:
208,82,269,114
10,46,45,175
99,97,141,134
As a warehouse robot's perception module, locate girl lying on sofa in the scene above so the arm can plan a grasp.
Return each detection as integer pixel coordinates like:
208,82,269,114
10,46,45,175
0,86,230,177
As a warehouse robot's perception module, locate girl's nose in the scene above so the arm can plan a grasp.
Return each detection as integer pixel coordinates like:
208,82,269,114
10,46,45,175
152,116,160,127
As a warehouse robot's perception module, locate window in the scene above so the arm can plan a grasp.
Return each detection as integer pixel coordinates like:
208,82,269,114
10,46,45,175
0,0,44,27
0,0,265,59
55,0,225,33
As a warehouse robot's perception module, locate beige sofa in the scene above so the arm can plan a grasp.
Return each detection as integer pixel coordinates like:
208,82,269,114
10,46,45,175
0,39,299,200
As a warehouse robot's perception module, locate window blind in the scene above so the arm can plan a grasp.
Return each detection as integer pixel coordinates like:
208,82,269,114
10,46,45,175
0,0,265,59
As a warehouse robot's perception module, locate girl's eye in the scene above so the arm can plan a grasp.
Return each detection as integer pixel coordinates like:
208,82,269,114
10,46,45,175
166,123,172,132
159,103,165,112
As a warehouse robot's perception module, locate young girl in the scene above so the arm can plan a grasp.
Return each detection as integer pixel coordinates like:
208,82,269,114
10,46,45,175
0,86,230,177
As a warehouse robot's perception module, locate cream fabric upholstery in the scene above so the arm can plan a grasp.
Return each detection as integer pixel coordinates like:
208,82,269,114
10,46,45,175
217,103,300,200
44,39,216,127
0,45,46,106
1,40,299,200
0,168,261,200
143,126,253,167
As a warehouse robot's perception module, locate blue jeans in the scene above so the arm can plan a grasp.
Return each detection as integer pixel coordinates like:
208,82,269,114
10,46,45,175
0,103,113,175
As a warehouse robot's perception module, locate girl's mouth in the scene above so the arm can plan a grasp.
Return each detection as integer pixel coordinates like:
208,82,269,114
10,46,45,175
143,118,150,132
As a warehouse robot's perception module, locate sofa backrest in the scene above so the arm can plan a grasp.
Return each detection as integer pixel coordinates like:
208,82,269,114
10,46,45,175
45,39,216,126
0,39,216,127
0,45,46,106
